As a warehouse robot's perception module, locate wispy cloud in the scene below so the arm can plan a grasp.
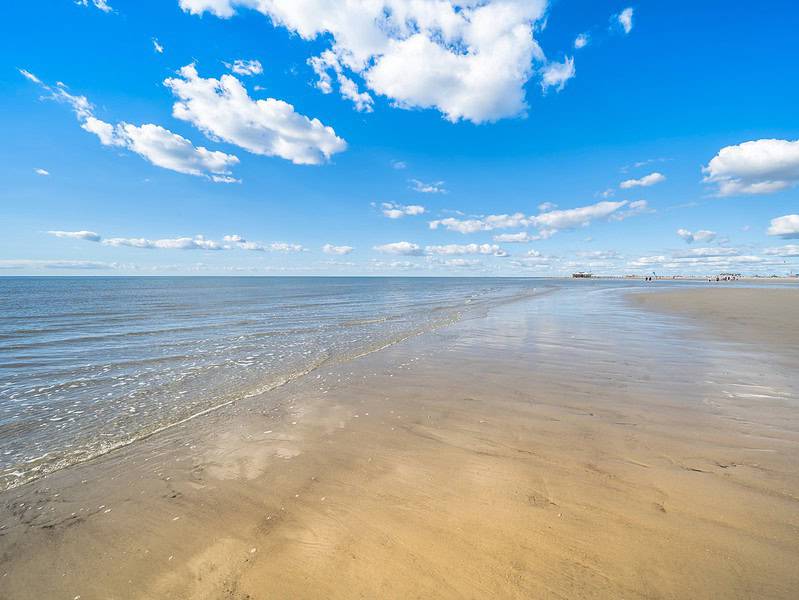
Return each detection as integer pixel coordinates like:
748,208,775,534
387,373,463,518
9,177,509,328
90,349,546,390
224,59,263,76
540,57,575,93
410,179,446,194
75,0,112,13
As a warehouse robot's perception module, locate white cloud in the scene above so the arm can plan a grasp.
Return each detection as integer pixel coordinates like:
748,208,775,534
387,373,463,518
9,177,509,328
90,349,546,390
103,235,224,250
609,199,652,221
165,64,347,165
236,240,305,252
442,258,481,268
674,247,739,258
373,241,424,256
767,214,799,239
35,168,50,176
381,202,426,219
211,174,241,183
677,228,717,244
538,202,557,212
425,243,507,257
225,59,263,76
48,230,101,242
540,56,575,93
152,38,164,54
493,232,543,243
703,139,799,196
430,217,490,234
268,242,306,252
574,33,589,49
430,200,633,238
308,50,374,112
410,179,446,194
179,0,548,124
764,245,799,257
620,172,665,189
391,160,407,170
322,244,354,255
22,70,239,181
0,259,120,270
576,250,621,260
618,7,634,34
530,200,627,230
76,0,112,13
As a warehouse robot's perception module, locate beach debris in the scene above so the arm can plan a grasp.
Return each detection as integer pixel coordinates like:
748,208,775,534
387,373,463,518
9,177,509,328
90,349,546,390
250,548,257,554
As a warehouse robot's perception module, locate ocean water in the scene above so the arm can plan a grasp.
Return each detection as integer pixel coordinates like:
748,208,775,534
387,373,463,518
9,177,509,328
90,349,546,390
0,276,541,491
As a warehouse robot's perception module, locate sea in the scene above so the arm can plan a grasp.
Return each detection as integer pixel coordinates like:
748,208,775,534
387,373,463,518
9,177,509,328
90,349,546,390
0,276,546,491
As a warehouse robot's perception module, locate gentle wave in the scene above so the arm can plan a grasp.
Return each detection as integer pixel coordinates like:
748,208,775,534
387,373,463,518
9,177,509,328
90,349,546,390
0,277,547,491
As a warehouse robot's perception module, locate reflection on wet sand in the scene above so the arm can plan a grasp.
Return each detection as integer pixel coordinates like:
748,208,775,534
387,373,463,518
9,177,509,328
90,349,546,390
1,284,798,599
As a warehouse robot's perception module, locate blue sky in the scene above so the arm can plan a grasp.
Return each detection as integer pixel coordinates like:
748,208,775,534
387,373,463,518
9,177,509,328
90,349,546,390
2,0,798,276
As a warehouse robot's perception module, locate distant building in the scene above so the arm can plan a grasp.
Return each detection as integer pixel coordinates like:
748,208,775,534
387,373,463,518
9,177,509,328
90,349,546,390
572,272,593,278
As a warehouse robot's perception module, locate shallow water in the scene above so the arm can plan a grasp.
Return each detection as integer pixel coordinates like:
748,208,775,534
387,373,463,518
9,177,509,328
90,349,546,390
0,276,547,490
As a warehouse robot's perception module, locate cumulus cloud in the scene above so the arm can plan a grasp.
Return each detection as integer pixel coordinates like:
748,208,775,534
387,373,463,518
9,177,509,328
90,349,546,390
620,172,665,189
373,241,424,256
75,0,112,12
410,179,446,194
225,59,263,76
35,168,50,176
703,139,799,196
322,244,354,255
152,38,164,54
48,230,101,242
574,33,589,49
164,64,347,165
391,160,407,170
677,228,717,244
21,70,239,181
381,202,426,219
179,0,548,124
540,56,575,93
767,214,799,239
617,7,634,34
425,243,507,257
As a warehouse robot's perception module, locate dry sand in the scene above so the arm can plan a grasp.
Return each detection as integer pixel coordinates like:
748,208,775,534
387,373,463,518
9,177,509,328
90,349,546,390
1,285,798,599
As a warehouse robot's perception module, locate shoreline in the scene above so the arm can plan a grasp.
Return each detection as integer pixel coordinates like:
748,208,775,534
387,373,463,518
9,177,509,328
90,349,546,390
2,285,798,598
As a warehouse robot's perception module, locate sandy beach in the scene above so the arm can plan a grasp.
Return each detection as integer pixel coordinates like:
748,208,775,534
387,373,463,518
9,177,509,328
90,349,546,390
1,283,798,599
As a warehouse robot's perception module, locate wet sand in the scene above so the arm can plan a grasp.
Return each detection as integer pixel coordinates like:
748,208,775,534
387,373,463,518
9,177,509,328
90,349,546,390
1,284,798,599
632,286,799,354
